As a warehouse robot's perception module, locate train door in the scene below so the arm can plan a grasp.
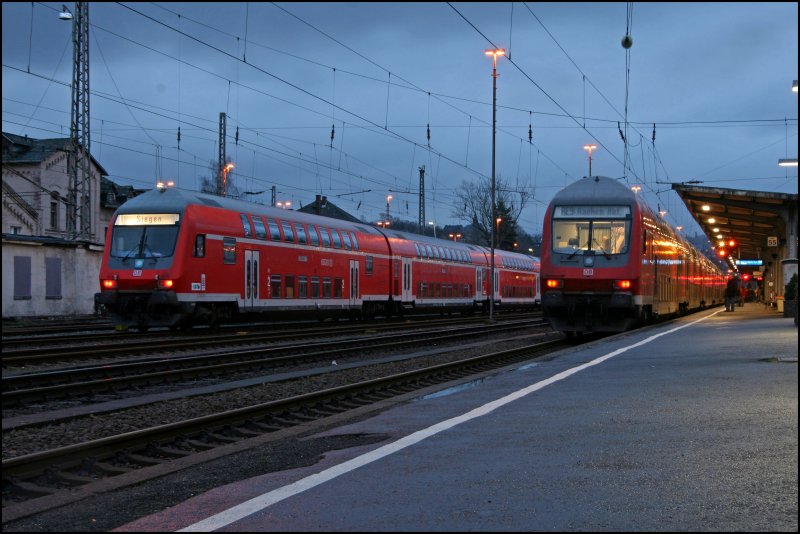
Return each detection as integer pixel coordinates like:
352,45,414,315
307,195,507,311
494,269,500,303
244,250,259,310
401,258,413,302
349,259,360,307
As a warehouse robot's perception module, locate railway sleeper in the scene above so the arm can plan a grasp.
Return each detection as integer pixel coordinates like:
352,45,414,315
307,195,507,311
50,469,97,486
243,420,284,433
207,431,241,443
184,439,217,451
86,459,131,476
145,443,194,459
119,451,163,467
4,478,57,498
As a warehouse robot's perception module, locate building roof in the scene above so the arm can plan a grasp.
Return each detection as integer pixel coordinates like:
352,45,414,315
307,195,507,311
2,131,109,176
672,183,798,262
296,195,362,223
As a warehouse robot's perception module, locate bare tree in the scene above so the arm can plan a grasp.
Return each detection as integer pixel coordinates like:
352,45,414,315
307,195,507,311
199,160,239,198
451,175,530,249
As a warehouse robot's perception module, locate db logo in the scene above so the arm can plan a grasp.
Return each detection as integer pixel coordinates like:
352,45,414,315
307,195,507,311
583,268,594,277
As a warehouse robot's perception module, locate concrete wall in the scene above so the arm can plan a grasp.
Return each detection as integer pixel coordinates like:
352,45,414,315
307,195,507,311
2,238,103,318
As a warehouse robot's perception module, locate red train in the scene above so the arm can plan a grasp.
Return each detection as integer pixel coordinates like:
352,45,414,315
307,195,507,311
540,176,725,335
95,186,541,330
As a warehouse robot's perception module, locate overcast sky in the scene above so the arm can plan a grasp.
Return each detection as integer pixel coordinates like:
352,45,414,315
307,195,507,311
2,2,797,237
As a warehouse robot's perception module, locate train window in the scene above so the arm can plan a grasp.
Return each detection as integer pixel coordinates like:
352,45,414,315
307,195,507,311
285,275,295,298
591,221,629,254
350,232,359,251
330,229,342,249
296,224,308,245
223,237,236,264
425,245,434,259
323,277,332,298
298,276,308,298
309,226,320,246
194,234,206,257
342,232,352,250
270,275,282,298
366,255,374,274
281,221,296,243
252,217,267,239
311,276,320,298
319,227,332,247
110,225,179,260
415,243,421,258
334,277,343,298
241,214,252,237
267,218,281,241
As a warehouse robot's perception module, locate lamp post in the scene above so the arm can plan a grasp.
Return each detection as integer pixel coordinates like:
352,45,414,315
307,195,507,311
485,47,505,321
583,144,597,177
386,194,393,220
222,162,234,197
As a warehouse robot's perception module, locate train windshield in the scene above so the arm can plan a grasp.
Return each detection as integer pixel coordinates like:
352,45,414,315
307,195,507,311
551,205,630,256
110,224,180,260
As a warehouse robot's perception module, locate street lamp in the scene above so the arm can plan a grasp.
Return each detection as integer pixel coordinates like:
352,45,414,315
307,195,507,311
485,47,505,321
428,220,437,238
222,162,234,197
583,144,597,177
386,194,393,220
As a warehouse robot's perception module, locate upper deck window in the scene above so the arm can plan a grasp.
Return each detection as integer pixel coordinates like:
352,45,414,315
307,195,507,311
551,205,630,256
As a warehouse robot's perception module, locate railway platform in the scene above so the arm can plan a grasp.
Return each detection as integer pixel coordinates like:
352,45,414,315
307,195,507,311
109,303,796,531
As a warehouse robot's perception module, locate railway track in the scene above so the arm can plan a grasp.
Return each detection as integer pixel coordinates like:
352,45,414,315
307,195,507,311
3,312,539,365
3,319,548,407
2,336,570,521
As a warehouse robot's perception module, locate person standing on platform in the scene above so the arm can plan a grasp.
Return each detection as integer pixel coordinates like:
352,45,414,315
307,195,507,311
725,276,739,312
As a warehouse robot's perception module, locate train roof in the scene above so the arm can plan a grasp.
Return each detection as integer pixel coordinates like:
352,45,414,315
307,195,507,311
117,187,539,262
115,187,386,237
551,176,637,205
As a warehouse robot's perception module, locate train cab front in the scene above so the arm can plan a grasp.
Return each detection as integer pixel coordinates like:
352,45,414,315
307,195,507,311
95,212,189,330
541,203,640,333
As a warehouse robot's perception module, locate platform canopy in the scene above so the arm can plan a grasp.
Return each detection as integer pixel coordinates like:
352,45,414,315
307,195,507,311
672,183,798,265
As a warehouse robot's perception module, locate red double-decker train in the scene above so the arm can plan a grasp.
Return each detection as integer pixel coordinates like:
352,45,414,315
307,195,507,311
540,176,724,335
96,186,540,330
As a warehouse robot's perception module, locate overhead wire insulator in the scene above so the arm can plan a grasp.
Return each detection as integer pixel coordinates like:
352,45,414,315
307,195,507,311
427,123,430,147
529,111,533,144
618,121,625,143
652,123,656,143
330,123,335,147
177,126,181,149
235,126,239,145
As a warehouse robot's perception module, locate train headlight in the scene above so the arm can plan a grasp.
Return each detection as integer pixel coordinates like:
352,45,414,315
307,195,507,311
157,279,174,289
545,279,563,289
613,279,632,290
102,279,118,289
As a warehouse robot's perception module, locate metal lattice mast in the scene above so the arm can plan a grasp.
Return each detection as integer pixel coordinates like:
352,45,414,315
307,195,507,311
418,165,425,234
218,112,227,196
67,2,91,240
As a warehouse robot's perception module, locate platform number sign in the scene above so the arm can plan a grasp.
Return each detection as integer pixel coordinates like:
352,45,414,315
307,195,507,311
767,236,778,247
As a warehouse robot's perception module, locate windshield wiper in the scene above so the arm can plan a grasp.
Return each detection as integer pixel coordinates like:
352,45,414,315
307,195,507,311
120,248,137,263
567,242,588,259
593,239,612,260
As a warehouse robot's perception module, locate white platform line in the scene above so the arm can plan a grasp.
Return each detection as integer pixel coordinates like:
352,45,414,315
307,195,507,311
179,310,722,532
